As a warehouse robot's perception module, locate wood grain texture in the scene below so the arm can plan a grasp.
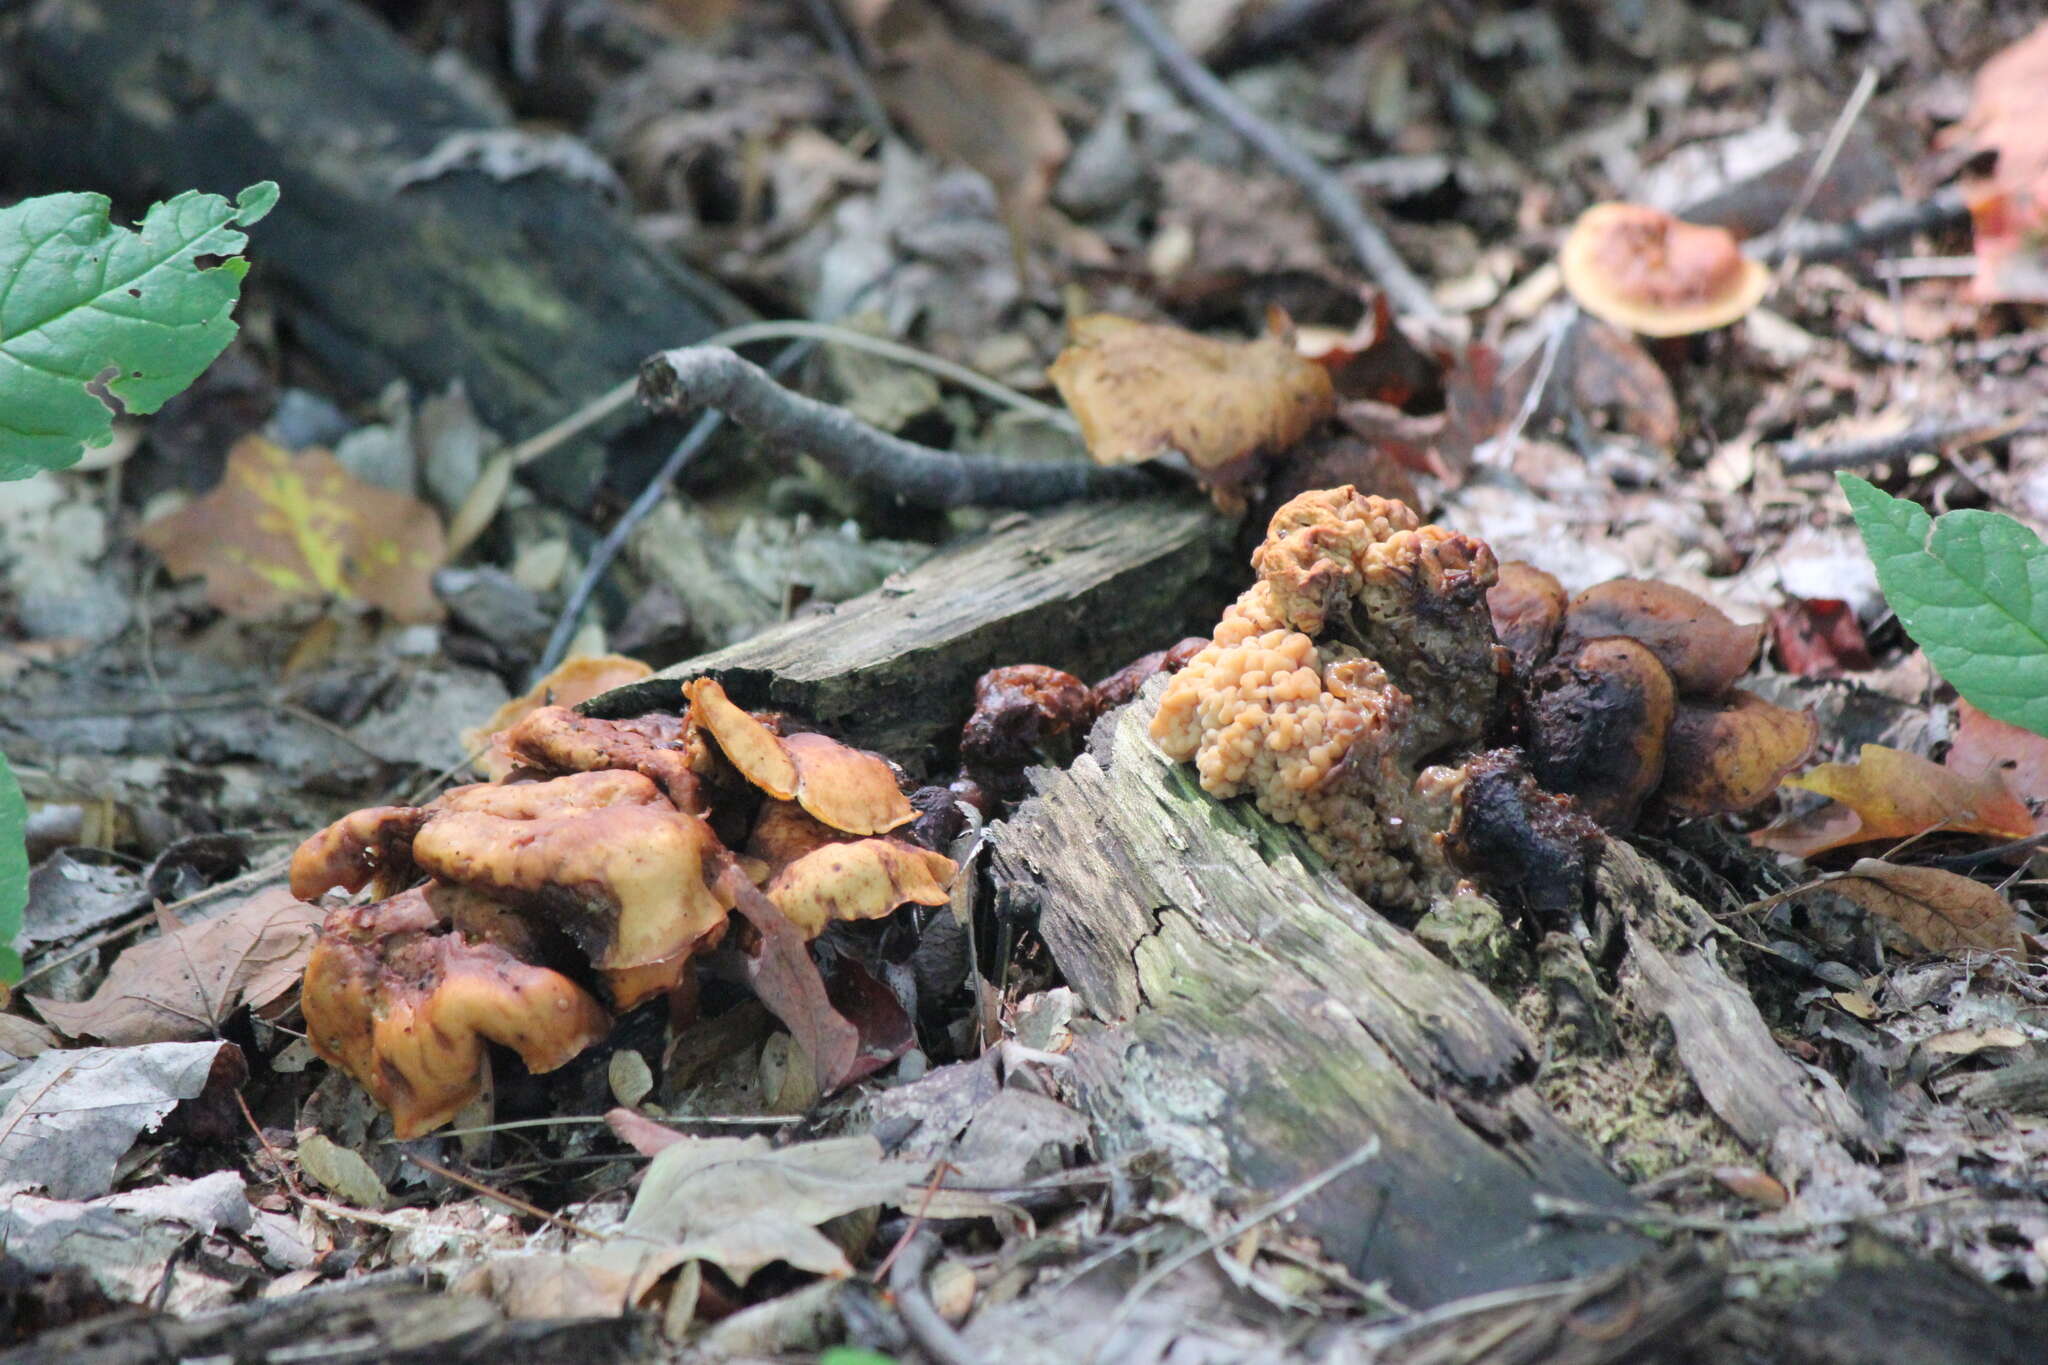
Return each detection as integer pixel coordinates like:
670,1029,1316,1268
588,498,1232,764
991,688,1648,1308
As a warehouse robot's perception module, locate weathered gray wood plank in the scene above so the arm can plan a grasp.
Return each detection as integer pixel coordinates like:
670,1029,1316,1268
587,498,1231,764
992,689,1649,1308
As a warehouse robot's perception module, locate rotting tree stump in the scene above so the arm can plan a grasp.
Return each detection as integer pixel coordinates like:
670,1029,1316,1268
0,0,735,500
589,496,1233,765
990,686,1652,1308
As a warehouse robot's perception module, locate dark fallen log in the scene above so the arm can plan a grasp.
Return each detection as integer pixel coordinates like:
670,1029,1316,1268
587,497,1233,763
0,0,733,499
0,1276,654,1365
990,687,1651,1309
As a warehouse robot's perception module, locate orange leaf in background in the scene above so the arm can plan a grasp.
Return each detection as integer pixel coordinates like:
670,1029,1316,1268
1049,312,1335,502
139,436,446,622
1824,859,2025,958
1945,700,2048,832
1752,743,2036,858
1950,20,2048,302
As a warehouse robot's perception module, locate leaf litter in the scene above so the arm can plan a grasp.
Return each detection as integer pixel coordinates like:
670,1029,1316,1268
12,2,2048,1359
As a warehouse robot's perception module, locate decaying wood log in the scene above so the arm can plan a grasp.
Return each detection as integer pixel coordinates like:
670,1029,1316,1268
0,1276,654,1365
1599,842,1870,1150
587,497,1232,763
0,0,733,499
990,687,1651,1309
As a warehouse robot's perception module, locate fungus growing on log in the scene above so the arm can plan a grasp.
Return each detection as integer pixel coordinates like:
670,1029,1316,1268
301,884,610,1139
1152,486,1504,910
292,695,952,1135
1559,203,1769,337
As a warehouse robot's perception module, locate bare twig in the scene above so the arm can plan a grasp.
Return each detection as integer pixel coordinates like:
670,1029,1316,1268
1750,187,1971,266
799,0,895,143
1101,0,1438,318
1777,411,2045,474
1091,1137,1381,1361
888,1231,983,1365
638,346,1157,510
401,1152,603,1239
1768,66,1880,288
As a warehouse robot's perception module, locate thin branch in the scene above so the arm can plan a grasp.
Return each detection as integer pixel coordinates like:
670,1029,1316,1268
401,1152,603,1240
638,346,1158,510
1777,411,2045,475
1101,0,1439,319
1749,187,1971,266
887,1231,983,1365
1768,66,1880,289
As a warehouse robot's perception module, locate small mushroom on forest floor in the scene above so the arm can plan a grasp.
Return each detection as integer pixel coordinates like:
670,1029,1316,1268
1559,203,1770,337
302,884,611,1139
683,677,912,836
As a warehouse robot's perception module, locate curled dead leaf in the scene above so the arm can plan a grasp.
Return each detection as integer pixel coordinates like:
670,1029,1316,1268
1048,313,1335,500
1662,691,1819,818
1753,743,2036,858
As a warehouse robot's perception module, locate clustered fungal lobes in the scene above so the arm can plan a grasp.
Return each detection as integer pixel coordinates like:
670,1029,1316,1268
1153,487,1505,911
292,680,952,1138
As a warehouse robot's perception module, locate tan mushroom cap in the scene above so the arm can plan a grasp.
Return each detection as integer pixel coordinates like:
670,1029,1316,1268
409,774,736,1010
302,886,611,1139
765,838,957,939
1559,203,1769,337
683,677,913,836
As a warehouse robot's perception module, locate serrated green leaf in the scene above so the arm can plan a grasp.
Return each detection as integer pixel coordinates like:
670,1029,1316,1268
0,750,25,986
0,181,277,479
1841,473,2048,737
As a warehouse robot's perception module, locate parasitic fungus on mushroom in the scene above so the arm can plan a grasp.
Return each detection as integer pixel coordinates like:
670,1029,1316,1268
1559,203,1770,337
1152,486,1506,910
292,686,953,1135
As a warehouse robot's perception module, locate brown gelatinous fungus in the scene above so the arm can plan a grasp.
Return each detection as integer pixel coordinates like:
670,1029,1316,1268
683,677,912,836
1048,312,1336,507
765,839,957,939
1526,637,1677,831
1557,579,1766,700
410,778,736,1010
1558,202,1770,338
301,885,611,1139
1445,749,1604,925
461,655,654,769
1487,561,1567,676
291,805,429,901
960,665,1098,797
1662,692,1820,818
1091,637,1208,713
1153,486,1502,910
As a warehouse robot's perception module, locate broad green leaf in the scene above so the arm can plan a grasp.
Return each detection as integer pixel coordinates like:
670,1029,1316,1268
0,181,278,479
0,750,25,985
1841,473,2048,736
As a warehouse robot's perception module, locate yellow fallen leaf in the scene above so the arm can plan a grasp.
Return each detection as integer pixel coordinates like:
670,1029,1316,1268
1752,743,2035,857
139,435,446,622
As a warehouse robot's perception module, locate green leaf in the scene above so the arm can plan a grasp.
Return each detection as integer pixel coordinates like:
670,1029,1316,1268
0,750,25,985
820,1351,899,1365
1841,472,2048,737
0,181,278,479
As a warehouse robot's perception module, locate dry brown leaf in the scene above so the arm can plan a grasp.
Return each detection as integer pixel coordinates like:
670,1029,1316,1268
870,3,1068,237
1825,858,2025,957
1753,743,2037,858
138,436,446,622
460,654,653,767
30,887,323,1044
1945,700,2048,831
1049,313,1335,500
1948,20,2048,302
